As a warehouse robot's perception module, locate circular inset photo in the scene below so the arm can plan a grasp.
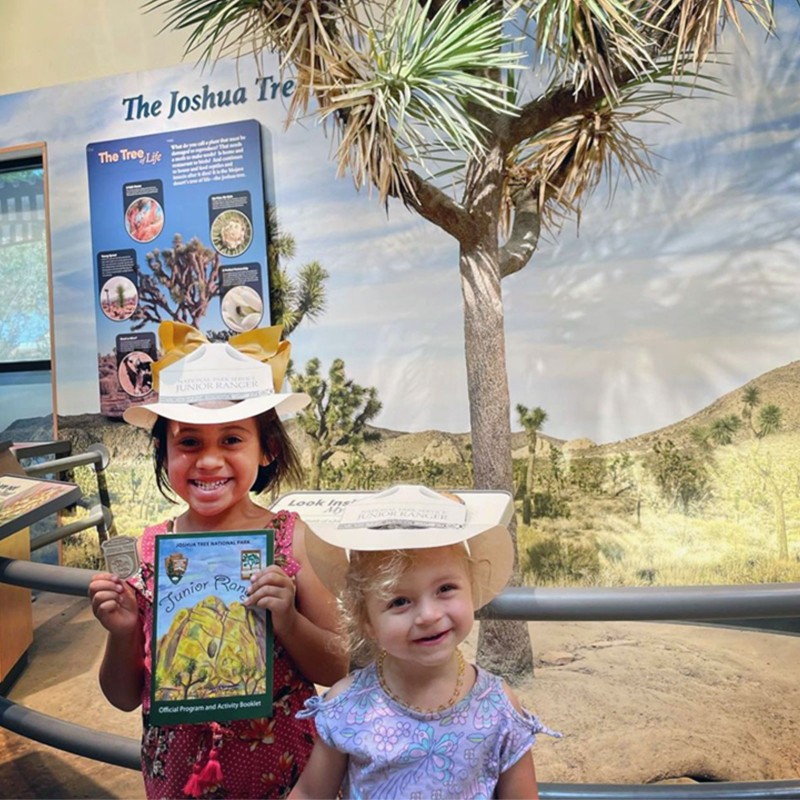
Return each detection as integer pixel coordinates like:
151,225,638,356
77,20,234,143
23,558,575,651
125,196,164,243
221,286,264,333
118,352,154,397
211,209,253,257
100,276,138,322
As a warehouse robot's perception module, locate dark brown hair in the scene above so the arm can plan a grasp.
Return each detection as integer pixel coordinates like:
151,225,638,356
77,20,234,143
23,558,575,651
151,409,303,501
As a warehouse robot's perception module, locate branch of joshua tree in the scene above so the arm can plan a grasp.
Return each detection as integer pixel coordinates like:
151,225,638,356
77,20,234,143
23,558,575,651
503,82,607,150
507,0,777,151
400,170,473,241
499,183,541,278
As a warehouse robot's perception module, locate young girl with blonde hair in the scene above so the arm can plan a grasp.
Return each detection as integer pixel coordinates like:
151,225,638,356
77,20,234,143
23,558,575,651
288,485,557,799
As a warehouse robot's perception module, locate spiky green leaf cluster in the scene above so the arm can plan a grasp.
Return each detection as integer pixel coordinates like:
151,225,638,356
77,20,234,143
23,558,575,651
148,0,778,219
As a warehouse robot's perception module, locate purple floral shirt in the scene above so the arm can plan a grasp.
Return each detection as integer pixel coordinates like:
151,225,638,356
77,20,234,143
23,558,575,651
298,662,557,799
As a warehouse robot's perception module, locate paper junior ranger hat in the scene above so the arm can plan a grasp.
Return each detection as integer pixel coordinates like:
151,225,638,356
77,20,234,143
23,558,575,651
123,321,309,429
304,484,514,608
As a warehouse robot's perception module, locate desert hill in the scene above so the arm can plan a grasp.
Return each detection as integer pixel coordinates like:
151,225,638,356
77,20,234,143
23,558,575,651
3,359,798,468
588,359,800,458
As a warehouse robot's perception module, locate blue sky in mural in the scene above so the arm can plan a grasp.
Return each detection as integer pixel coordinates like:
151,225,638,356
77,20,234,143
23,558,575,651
0,4,798,443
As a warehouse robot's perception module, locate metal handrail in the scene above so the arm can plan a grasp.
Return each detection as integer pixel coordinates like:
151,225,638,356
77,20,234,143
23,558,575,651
541,783,800,798
0,558,95,596
15,441,116,538
480,583,800,622
23,447,107,477
29,506,111,551
2,686,798,800
3,557,799,621
0,696,139,770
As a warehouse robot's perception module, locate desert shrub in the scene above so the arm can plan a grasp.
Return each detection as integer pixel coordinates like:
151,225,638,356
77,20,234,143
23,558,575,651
523,534,601,584
61,531,104,570
646,438,711,514
568,456,607,493
598,538,626,563
532,491,570,519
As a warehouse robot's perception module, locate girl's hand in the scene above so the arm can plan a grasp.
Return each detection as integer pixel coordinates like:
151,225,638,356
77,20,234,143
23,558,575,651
89,572,139,637
91,572,145,712
245,565,298,636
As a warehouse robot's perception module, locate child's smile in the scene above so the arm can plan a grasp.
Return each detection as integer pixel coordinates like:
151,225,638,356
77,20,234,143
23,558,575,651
191,477,232,491
414,630,451,645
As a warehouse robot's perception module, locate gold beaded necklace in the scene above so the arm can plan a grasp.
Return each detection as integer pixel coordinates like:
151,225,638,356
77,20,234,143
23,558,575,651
376,648,467,714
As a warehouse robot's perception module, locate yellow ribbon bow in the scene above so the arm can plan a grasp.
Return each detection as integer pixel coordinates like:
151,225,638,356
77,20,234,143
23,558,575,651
152,321,291,393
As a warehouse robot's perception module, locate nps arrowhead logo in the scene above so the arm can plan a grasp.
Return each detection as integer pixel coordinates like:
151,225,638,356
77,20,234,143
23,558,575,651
164,552,188,584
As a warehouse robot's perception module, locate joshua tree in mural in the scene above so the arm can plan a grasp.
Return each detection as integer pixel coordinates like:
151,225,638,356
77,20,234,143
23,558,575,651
741,385,761,434
149,0,780,680
710,415,744,446
132,234,220,330
266,204,328,336
694,383,782,450
691,414,743,451
738,384,781,438
648,438,710,514
290,357,382,490
516,404,547,525
756,405,783,438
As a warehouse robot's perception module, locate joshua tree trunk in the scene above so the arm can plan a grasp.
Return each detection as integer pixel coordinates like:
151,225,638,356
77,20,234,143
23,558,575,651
458,147,534,682
309,446,324,490
523,441,536,525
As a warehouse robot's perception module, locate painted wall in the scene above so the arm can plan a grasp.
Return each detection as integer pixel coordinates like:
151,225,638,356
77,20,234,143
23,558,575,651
0,1,186,94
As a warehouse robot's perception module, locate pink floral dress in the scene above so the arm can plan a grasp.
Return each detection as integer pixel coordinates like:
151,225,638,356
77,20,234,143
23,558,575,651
126,511,317,799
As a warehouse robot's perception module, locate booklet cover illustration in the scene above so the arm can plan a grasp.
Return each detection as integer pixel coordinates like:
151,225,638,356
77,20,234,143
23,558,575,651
151,530,273,725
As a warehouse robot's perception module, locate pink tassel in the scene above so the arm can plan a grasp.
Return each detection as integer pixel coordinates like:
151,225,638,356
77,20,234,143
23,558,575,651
182,763,203,798
198,747,223,787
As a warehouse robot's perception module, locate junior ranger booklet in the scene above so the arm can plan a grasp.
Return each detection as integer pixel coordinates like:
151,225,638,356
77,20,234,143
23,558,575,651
151,530,273,725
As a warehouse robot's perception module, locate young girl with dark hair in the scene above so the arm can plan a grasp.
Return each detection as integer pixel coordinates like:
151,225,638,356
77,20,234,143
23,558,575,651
89,322,347,799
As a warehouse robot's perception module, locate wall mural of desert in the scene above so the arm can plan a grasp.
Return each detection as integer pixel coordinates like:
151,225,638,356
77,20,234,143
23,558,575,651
6,355,799,590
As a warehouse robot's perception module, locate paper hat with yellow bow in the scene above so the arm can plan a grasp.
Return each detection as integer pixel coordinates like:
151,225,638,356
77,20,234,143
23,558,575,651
122,322,310,429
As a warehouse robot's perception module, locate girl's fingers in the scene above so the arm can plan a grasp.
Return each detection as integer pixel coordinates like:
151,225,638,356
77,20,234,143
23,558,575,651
247,583,290,602
93,596,123,615
91,589,119,603
88,575,125,597
245,564,297,611
90,581,124,598
247,567,289,593
245,577,295,608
